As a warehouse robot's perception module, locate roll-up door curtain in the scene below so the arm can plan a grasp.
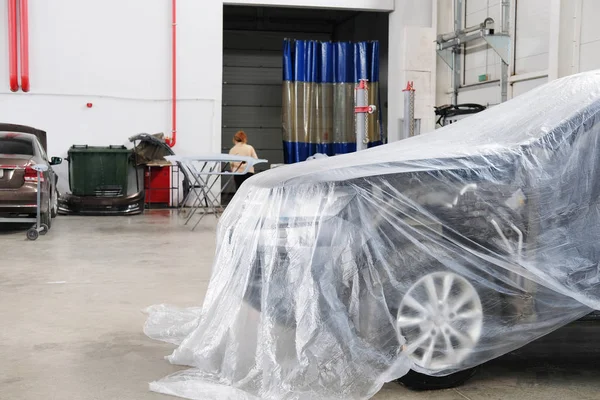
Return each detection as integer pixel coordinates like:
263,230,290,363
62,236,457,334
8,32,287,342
282,39,383,164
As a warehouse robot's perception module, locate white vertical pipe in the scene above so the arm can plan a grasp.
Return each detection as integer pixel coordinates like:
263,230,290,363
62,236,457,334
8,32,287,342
431,0,438,111
355,81,368,151
499,0,509,102
508,0,517,99
452,0,463,105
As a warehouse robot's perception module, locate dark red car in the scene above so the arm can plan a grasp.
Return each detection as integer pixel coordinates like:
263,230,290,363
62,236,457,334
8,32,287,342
0,124,62,228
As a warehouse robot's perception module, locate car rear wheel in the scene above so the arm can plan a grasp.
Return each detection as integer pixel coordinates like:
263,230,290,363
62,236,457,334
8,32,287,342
42,196,52,230
397,271,484,370
398,367,479,390
396,271,484,389
51,189,59,218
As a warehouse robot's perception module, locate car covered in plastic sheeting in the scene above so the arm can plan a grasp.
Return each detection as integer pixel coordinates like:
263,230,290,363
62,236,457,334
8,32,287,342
145,71,600,400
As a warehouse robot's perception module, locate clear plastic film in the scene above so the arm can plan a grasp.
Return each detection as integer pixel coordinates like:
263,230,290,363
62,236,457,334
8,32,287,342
145,71,600,399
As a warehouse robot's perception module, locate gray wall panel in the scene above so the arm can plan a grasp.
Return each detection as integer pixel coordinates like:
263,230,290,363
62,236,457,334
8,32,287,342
223,84,282,106
223,66,283,85
222,106,282,128
224,50,282,68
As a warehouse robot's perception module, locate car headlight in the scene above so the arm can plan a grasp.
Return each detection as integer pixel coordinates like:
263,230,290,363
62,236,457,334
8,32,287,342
251,186,357,247
274,186,356,224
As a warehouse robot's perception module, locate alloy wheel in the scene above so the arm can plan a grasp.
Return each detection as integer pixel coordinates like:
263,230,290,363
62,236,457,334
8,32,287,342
397,272,483,371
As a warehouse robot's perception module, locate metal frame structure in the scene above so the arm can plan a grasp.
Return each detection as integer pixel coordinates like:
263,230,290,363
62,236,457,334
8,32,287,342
437,0,511,105
166,155,267,231
0,164,50,240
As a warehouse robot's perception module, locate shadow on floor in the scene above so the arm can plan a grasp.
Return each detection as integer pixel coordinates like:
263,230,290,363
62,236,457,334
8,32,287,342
475,321,600,384
0,223,34,235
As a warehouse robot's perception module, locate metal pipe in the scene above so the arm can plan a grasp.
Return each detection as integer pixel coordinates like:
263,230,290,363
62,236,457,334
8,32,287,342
451,0,463,106
491,219,514,254
500,0,509,102
36,170,41,228
354,79,369,151
456,79,500,92
438,31,484,50
403,82,416,138
438,18,493,43
8,0,19,92
166,0,177,148
18,0,30,92
437,17,496,51
508,0,517,99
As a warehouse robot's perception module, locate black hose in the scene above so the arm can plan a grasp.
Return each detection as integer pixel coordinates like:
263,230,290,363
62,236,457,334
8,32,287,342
435,103,487,126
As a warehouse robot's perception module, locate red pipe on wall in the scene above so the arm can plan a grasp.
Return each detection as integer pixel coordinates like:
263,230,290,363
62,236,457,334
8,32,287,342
18,0,30,92
7,0,19,92
166,0,177,148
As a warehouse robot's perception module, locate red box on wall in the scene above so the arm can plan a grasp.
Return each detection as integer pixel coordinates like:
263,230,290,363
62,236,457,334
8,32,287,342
144,166,171,205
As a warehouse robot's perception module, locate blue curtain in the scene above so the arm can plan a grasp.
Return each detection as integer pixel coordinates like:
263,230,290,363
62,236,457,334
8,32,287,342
282,39,383,164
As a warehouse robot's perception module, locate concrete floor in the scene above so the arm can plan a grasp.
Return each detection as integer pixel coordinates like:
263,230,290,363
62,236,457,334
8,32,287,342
1,212,599,400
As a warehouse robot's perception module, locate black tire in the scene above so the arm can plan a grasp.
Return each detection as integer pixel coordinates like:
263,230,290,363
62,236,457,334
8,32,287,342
51,189,59,218
26,228,39,241
42,197,52,230
39,223,49,236
397,367,478,390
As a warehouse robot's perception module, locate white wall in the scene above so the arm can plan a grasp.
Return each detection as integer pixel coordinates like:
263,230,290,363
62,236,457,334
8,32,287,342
511,0,549,97
388,0,437,141
0,0,222,193
223,0,394,11
578,0,600,73
514,0,549,75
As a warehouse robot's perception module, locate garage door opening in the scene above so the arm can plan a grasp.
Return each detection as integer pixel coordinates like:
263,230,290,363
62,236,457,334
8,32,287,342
222,5,390,203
